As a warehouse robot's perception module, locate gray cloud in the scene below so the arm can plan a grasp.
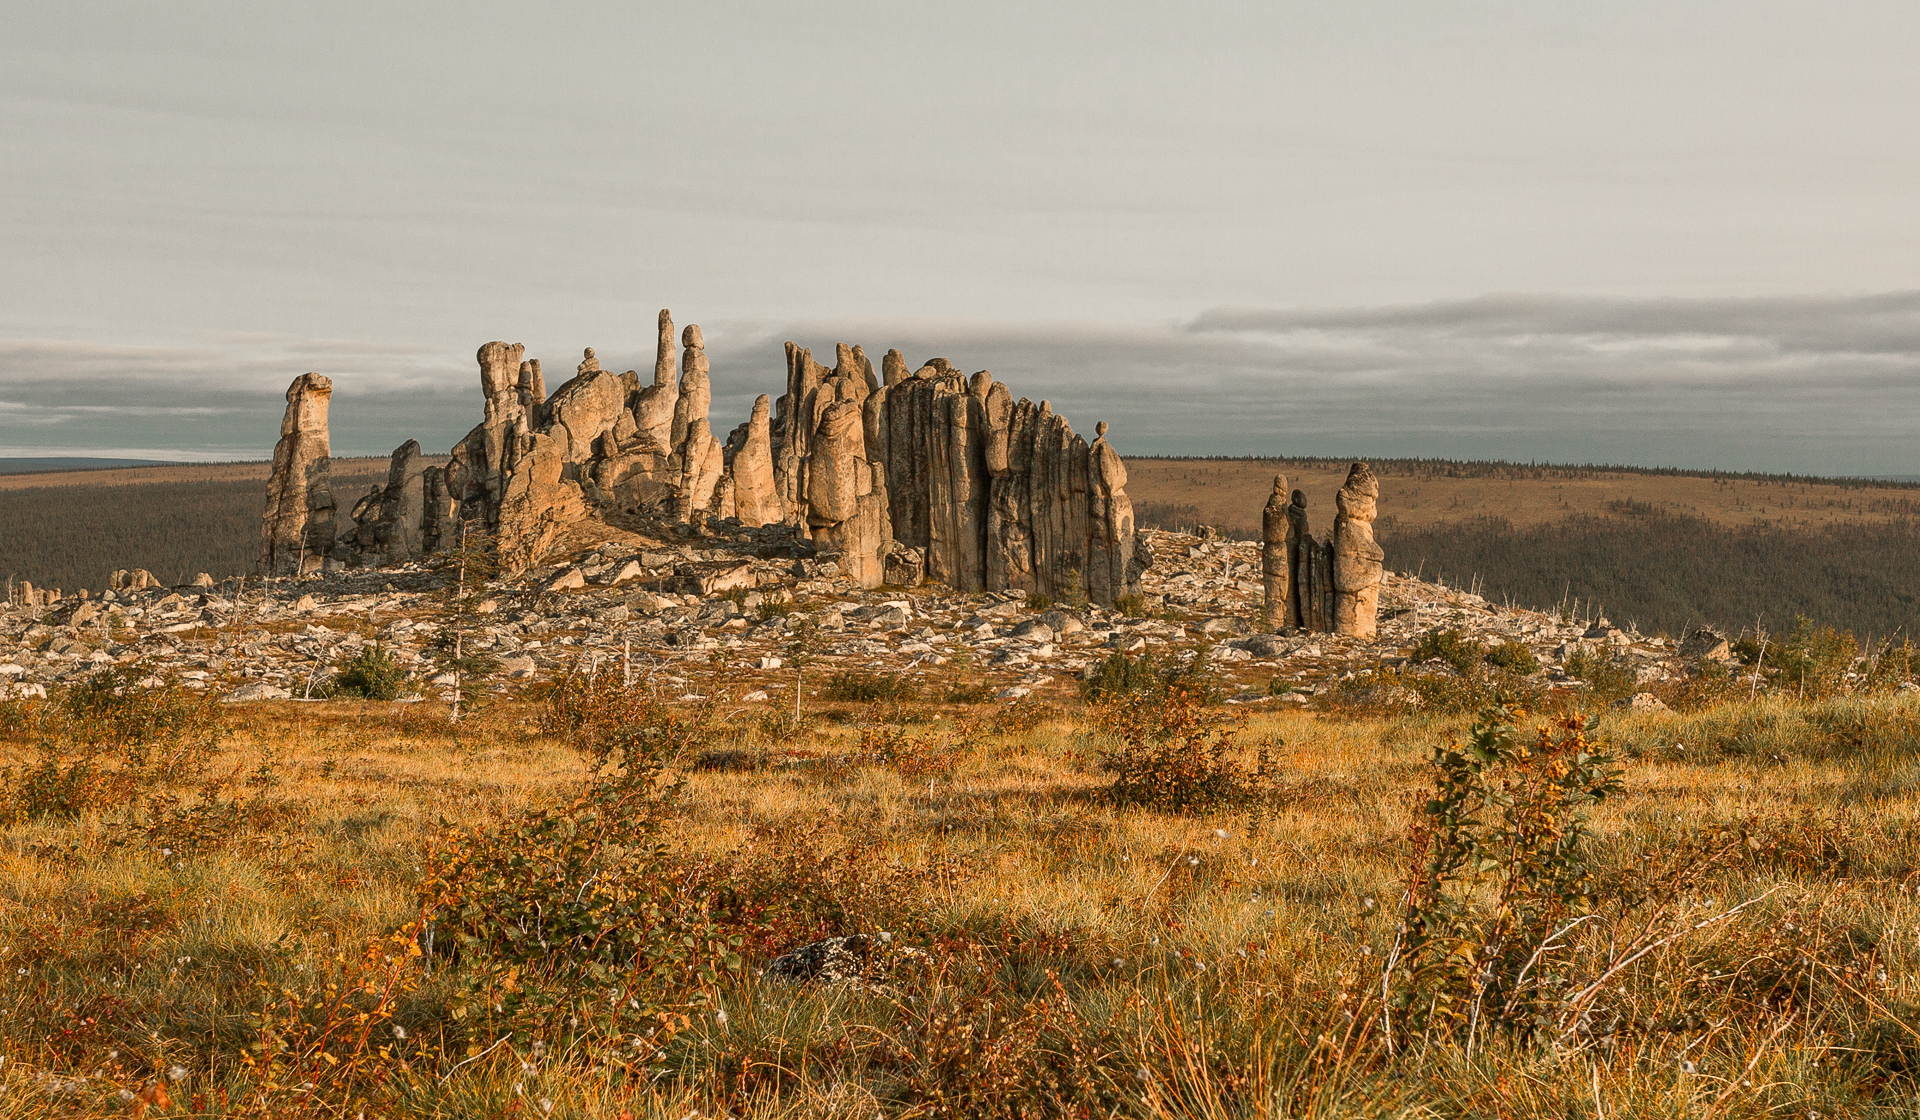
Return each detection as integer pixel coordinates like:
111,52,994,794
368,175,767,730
3,290,1917,475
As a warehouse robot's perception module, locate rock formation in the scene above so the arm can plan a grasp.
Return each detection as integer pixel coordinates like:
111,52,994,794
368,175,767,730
259,373,336,576
728,395,779,527
1332,462,1385,638
268,308,1148,600
1261,476,1291,630
1257,464,1385,637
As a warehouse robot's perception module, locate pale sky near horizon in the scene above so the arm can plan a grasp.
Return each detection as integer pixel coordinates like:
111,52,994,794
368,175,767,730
2,1,1916,473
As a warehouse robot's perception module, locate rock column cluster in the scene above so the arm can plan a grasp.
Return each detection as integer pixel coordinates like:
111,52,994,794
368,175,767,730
265,309,1150,602
1260,463,1385,637
770,348,1146,603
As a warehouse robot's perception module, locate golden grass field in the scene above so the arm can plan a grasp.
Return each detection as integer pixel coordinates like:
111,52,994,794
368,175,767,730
3,656,1918,1117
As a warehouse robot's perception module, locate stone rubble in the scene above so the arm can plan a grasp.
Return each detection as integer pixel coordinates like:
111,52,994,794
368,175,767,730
4,517,1727,711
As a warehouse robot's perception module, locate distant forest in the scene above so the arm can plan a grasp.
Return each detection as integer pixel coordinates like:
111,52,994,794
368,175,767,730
0,480,265,594
0,467,389,596
1127,455,1920,492
1135,499,1920,641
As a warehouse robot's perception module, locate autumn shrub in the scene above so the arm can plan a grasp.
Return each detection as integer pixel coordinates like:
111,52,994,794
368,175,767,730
1387,706,1622,1045
1412,627,1483,674
1564,647,1637,706
1094,686,1270,812
1080,649,1218,705
1482,640,1540,675
424,672,739,1043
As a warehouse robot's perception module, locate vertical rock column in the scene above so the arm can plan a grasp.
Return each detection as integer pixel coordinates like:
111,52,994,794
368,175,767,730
1261,475,1291,630
673,324,724,519
1286,490,1313,630
1332,462,1386,638
259,373,336,576
729,394,780,526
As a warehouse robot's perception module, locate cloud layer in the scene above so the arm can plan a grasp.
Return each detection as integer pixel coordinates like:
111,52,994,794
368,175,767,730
3,291,1916,475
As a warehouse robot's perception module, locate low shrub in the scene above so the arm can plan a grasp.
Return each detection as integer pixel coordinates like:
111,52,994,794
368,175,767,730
1565,647,1637,706
1094,686,1269,812
324,644,407,700
1388,705,1623,1044
1412,628,1483,674
1080,650,1218,704
1111,594,1148,618
1483,640,1540,675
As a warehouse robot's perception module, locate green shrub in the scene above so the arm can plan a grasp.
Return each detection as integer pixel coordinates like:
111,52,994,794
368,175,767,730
1565,648,1637,706
1080,650,1219,705
939,680,995,705
425,672,740,1041
1412,628,1483,675
1483,640,1540,675
325,643,407,700
1024,593,1054,611
822,670,921,704
59,664,223,762
1112,594,1149,619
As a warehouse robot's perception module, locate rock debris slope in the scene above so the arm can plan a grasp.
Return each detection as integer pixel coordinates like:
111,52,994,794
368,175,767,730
5,523,1715,711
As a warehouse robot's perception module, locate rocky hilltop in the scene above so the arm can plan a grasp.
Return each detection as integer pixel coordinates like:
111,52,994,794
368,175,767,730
1,516,1704,709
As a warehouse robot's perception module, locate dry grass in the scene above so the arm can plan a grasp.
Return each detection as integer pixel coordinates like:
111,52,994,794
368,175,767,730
2,681,1917,1117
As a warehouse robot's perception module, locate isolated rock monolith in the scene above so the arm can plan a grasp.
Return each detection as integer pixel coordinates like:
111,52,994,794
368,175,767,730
1262,475,1291,630
1332,462,1384,638
259,373,336,576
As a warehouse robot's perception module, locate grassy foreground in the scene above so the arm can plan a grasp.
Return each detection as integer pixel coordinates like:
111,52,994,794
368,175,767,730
2,679,1918,1118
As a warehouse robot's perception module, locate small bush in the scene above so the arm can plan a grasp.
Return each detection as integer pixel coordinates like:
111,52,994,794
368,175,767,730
325,643,407,700
59,664,223,762
1024,593,1054,611
822,670,921,704
1080,650,1218,704
1412,628,1482,674
939,679,995,704
1483,640,1540,675
1112,594,1149,618
1565,648,1637,706
1389,706,1623,1044
1095,687,1269,812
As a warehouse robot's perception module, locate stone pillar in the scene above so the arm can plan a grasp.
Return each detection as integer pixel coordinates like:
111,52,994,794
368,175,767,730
1261,475,1291,630
259,372,336,576
1286,490,1311,630
1333,462,1385,638
730,394,779,527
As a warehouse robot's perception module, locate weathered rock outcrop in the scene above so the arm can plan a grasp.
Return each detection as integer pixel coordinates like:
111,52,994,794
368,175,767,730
271,309,1147,598
728,395,779,527
1261,476,1291,630
775,343,891,587
1332,463,1385,638
259,373,336,576
1256,464,1384,636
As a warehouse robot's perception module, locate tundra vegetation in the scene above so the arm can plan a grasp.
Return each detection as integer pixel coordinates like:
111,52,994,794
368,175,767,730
1,632,1919,1118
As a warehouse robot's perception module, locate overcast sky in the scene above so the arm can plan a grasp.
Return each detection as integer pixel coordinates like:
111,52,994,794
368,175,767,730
3,1,1916,473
